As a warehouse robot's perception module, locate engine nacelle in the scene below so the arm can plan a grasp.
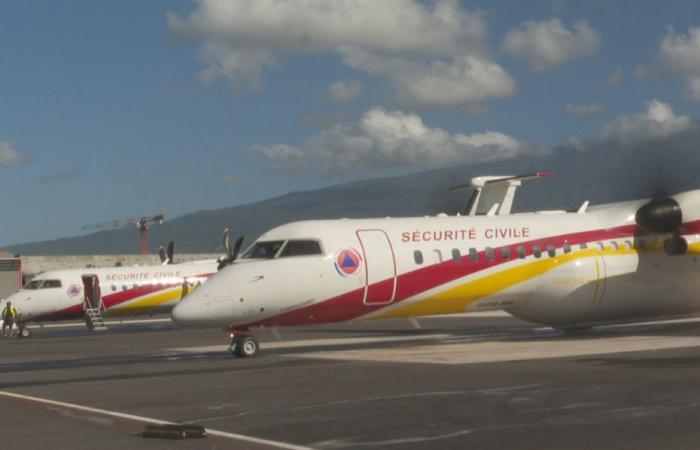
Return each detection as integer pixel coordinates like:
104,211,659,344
635,197,682,233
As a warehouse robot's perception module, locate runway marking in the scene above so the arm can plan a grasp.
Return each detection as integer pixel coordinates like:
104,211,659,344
286,334,700,365
0,390,314,450
169,333,450,353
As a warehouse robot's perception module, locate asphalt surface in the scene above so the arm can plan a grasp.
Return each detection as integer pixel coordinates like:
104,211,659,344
3,314,700,449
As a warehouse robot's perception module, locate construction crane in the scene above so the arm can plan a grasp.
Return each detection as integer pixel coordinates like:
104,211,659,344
82,212,165,255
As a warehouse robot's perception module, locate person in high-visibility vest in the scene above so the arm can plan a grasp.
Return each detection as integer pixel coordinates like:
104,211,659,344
2,301,17,338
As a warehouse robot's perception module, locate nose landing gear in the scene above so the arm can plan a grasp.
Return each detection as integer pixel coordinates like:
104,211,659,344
17,323,31,339
228,330,259,357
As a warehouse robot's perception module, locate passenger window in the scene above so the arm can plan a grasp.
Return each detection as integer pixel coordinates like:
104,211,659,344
111,284,116,292
611,241,619,250
485,247,495,261
625,240,633,249
433,249,443,263
596,242,605,251
501,247,511,260
469,248,478,262
280,240,322,257
579,243,588,250
547,244,556,257
413,250,423,265
533,245,542,258
517,245,526,259
451,249,461,263
122,284,127,291
563,243,571,254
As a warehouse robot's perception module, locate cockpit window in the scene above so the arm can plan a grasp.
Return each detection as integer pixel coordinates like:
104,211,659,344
242,241,285,259
280,240,322,257
23,280,43,290
23,279,62,289
41,279,62,289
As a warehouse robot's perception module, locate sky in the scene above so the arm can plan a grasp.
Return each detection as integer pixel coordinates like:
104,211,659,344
2,0,700,245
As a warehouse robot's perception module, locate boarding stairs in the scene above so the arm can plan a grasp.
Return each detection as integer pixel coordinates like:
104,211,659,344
84,307,107,331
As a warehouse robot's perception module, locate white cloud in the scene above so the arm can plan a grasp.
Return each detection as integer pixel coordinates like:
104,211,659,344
565,103,603,118
604,65,623,87
502,18,601,72
326,80,364,103
601,100,692,145
660,27,700,75
167,0,515,110
341,48,515,109
0,140,28,166
659,27,700,101
253,108,525,174
196,43,277,93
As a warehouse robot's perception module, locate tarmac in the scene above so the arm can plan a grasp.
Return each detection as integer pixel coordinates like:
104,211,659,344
4,313,700,449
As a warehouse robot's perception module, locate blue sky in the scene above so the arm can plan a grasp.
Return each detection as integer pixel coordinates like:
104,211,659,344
1,0,700,245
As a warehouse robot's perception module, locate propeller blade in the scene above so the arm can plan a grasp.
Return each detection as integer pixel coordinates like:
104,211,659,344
223,228,231,257
232,236,244,261
158,246,166,264
166,241,175,265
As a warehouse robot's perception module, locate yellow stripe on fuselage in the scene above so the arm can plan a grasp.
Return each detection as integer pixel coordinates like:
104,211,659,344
104,287,183,318
374,246,638,319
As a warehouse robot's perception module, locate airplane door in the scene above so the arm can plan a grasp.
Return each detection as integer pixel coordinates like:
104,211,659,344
81,275,103,310
357,229,397,305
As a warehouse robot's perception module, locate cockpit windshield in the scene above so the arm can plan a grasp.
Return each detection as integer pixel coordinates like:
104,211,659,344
242,241,285,259
23,280,42,290
279,240,322,257
23,279,62,290
241,239,323,259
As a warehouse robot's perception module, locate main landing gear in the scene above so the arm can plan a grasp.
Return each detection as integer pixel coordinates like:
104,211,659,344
227,329,259,357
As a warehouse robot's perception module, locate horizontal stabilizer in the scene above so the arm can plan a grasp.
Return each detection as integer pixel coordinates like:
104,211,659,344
451,172,552,216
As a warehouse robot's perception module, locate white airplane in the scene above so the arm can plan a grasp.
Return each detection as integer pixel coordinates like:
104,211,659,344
3,241,223,337
171,173,700,357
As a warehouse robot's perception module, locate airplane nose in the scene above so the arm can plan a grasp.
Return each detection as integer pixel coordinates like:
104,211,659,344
172,267,247,327
171,299,200,326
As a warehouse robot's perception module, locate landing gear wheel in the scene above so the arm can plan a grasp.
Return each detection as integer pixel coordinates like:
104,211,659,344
236,335,259,357
228,335,259,357
17,326,31,339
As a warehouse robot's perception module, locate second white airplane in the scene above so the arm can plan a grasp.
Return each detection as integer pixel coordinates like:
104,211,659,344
4,243,221,336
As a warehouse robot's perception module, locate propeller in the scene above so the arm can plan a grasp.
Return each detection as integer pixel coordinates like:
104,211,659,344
223,228,231,257
218,229,244,270
635,197,687,255
232,236,244,261
158,246,166,264
166,241,175,265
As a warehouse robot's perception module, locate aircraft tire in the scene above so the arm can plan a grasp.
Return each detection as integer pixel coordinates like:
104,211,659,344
19,327,31,338
234,335,259,358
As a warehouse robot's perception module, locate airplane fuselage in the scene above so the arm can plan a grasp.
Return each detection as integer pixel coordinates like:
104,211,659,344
6,261,217,324
172,190,700,330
